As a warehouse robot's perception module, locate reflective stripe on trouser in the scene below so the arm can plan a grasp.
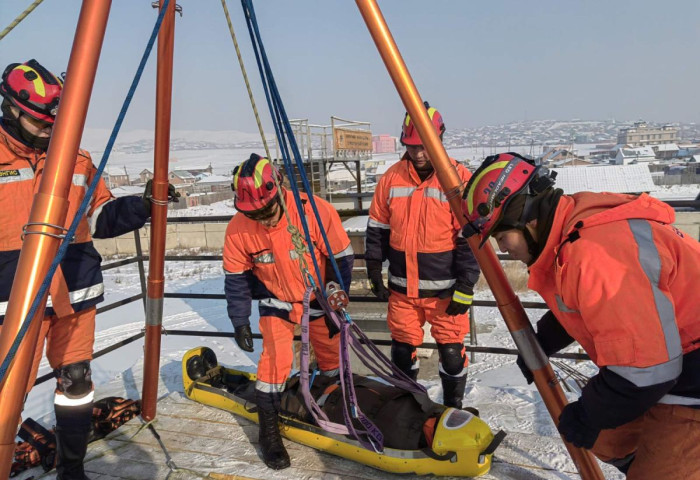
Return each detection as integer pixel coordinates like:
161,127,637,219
387,291,469,345
0,307,96,395
256,312,340,391
591,403,700,479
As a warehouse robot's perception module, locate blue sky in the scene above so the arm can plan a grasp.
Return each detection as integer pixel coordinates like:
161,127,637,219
1,0,699,136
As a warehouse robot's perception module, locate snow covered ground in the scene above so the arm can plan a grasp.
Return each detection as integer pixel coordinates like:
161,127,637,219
17,255,624,479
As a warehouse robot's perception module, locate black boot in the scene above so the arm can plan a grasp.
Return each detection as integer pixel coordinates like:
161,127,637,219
55,428,91,479
255,391,291,470
441,375,467,409
55,403,93,480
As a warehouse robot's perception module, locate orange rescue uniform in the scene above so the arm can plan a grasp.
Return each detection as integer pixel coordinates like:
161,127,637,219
223,189,354,392
528,192,700,478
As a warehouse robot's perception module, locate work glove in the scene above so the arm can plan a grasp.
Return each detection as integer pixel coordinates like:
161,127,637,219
516,310,575,384
142,179,181,215
557,401,600,449
444,285,473,316
324,316,340,339
234,325,254,352
366,260,390,301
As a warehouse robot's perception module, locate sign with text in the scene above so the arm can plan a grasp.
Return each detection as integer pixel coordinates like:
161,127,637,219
333,127,373,151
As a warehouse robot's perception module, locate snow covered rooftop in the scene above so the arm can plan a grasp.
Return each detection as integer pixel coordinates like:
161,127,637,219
342,215,369,233
110,185,143,197
551,164,655,194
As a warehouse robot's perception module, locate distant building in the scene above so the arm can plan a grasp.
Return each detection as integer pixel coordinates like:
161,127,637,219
372,134,397,154
102,166,130,188
177,164,213,176
614,146,657,165
652,143,679,160
552,157,595,167
551,164,655,194
538,147,583,166
139,169,154,183
193,174,233,193
617,122,679,146
169,170,197,185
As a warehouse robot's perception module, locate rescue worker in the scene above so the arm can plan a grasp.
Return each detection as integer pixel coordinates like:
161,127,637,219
365,103,480,409
223,153,354,470
0,59,178,479
461,152,700,478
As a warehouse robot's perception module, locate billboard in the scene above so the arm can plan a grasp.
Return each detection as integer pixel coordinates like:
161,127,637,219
333,127,373,151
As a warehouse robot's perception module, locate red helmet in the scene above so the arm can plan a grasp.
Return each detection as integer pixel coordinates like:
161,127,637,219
232,153,282,214
0,60,63,123
400,102,445,146
461,153,556,246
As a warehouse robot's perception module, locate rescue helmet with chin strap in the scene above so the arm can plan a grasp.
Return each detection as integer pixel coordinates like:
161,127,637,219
400,101,445,146
231,153,283,214
461,152,557,246
0,59,63,123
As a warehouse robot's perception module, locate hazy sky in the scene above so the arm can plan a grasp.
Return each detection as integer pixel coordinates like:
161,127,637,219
2,1,698,136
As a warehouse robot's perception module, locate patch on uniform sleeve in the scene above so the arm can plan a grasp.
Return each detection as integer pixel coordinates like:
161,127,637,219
0,169,20,177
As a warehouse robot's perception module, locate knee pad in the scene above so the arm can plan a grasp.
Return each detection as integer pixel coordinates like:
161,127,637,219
55,361,93,399
437,343,467,378
391,340,418,372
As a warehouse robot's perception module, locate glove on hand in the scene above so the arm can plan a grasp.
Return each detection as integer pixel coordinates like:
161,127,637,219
558,401,600,449
516,355,535,384
234,325,254,352
445,287,473,316
142,179,181,214
366,260,390,301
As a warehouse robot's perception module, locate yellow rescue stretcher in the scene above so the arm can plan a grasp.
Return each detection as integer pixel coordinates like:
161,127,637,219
182,346,504,477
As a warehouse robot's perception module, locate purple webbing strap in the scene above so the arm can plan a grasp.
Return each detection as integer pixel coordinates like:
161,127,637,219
301,287,384,451
299,287,350,435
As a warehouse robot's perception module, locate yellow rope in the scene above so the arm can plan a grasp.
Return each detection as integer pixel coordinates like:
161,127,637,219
0,0,45,41
220,0,313,285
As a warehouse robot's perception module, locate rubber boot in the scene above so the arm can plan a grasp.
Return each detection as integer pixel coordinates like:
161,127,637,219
55,428,90,480
55,403,93,480
441,375,467,409
255,390,291,470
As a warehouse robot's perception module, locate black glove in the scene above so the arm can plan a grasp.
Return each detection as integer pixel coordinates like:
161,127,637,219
324,316,340,339
366,260,390,301
234,325,254,352
142,179,181,214
558,401,600,449
444,285,473,316
516,310,575,384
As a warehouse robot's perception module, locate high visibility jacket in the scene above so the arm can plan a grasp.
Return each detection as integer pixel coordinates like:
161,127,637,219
366,155,479,298
223,189,354,327
528,192,700,428
0,123,150,322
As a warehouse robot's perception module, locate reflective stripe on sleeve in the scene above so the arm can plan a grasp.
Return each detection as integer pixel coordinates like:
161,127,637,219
367,218,390,229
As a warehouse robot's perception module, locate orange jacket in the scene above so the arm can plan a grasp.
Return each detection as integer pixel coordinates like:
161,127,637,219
223,189,353,326
530,192,700,364
0,124,149,321
366,155,479,298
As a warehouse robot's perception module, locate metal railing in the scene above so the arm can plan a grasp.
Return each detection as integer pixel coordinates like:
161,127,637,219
34,200,699,386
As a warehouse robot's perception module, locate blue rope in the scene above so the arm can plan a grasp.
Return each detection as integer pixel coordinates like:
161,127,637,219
0,0,171,387
241,0,346,293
